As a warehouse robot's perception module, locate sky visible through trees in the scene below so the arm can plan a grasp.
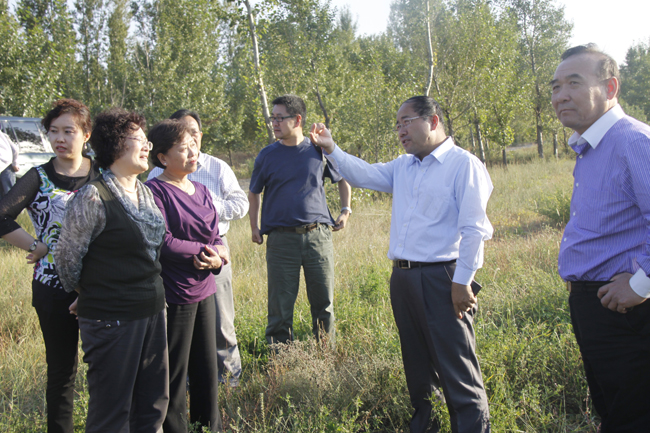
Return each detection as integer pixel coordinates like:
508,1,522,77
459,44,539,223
1,0,649,162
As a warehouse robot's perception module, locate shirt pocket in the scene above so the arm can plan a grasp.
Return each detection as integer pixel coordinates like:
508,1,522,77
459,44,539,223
421,186,452,223
572,184,618,234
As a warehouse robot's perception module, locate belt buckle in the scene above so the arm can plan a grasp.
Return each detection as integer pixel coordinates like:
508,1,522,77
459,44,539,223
296,226,307,234
566,281,571,292
397,260,411,269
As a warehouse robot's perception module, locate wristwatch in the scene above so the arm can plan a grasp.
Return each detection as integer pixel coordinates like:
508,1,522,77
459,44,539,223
341,206,352,214
28,240,39,252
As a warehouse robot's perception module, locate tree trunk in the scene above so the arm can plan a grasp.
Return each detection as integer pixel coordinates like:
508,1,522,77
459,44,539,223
228,142,233,167
424,0,434,96
469,126,475,154
562,128,569,152
445,109,454,141
475,121,485,164
243,0,274,144
553,131,558,159
535,109,544,158
315,85,330,129
502,147,507,166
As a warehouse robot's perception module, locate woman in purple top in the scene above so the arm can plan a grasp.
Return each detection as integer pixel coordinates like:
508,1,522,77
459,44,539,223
145,119,227,433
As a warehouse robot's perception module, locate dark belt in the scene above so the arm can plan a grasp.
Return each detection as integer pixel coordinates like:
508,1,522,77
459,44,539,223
566,280,610,292
273,223,321,234
393,259,456,270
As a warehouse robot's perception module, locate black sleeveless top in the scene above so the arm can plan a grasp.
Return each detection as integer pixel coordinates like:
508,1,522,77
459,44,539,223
77,178,165,320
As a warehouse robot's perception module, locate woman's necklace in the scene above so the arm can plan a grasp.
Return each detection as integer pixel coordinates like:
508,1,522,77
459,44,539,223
53,157,89,177
160,172,191,193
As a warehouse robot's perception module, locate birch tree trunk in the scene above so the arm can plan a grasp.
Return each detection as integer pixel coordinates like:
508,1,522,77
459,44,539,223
425,0,434,96
243,0,274,144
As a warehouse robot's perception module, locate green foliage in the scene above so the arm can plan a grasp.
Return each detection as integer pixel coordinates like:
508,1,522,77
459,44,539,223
621,39,650,123
1,161,604,431
535,187,572,227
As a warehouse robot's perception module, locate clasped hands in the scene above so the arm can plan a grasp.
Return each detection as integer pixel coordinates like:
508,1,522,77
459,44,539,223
193,244,229,271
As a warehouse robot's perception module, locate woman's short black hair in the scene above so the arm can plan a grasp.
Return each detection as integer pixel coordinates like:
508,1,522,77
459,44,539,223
91,108,146,169
42,99,92,135
148,119,189,169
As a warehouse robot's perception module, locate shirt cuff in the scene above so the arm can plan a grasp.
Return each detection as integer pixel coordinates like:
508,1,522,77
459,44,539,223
629,268,650,298
325,144,340,157
451,266,475,286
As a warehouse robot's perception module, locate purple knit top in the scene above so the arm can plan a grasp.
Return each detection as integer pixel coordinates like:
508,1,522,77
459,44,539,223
145,177,223,305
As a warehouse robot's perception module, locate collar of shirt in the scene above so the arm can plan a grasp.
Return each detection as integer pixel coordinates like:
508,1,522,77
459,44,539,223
568,104,625,154
406,136,455,166
197,151,208,169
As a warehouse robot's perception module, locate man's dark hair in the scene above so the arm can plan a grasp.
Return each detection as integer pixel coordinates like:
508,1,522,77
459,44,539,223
90,108,147,169
170,109,202,131
148,119,189,169
402,96,445,131
272,95,306,126
561,44,620,96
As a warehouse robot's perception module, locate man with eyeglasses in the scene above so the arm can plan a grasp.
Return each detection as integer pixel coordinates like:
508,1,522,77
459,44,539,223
552,44,650,432
310,95,492,433
148,109,249,387
249,94,351,346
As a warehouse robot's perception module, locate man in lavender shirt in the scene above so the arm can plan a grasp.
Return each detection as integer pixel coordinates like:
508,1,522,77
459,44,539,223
552,44,650,432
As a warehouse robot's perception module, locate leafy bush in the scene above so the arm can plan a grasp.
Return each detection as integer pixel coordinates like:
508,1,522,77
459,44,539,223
535,188,572,227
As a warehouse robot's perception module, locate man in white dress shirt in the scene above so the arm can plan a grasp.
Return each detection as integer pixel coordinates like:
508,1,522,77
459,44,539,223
149,109,249,386
310,96,493,433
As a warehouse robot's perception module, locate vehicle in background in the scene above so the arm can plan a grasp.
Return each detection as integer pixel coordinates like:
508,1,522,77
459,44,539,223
0,116,54,178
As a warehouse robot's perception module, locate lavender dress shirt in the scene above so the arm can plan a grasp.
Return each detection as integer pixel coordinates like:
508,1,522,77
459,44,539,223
558,105,650,297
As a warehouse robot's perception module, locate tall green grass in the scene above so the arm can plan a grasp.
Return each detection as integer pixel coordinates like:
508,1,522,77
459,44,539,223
1,158,598,432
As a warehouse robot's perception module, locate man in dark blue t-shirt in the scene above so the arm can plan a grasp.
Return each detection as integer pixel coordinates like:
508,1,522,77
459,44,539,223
249,94,351,345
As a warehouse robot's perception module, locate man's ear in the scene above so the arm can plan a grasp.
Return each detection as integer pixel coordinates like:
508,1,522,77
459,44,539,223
293,114,303,129
605,76,619,100
430,115,439,131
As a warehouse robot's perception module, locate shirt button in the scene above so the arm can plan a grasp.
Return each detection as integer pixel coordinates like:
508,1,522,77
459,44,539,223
398,243,403,247
575,183,579,187
579,155,583,159
572,212,576,216
564,238,567,242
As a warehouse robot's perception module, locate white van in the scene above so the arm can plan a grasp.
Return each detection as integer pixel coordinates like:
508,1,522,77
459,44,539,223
0,116,54,177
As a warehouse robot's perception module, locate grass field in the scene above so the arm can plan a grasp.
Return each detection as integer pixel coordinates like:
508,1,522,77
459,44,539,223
0,155,595,432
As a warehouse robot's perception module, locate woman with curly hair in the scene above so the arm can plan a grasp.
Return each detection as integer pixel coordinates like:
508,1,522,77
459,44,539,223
55,108,169,432
146,119,226,432
0,99,100,433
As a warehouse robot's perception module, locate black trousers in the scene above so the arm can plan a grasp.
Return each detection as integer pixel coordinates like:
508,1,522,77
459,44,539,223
164,294,222,433
33,281,79,433
79,310,169,433
390,263,490,433
569,288,650,432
